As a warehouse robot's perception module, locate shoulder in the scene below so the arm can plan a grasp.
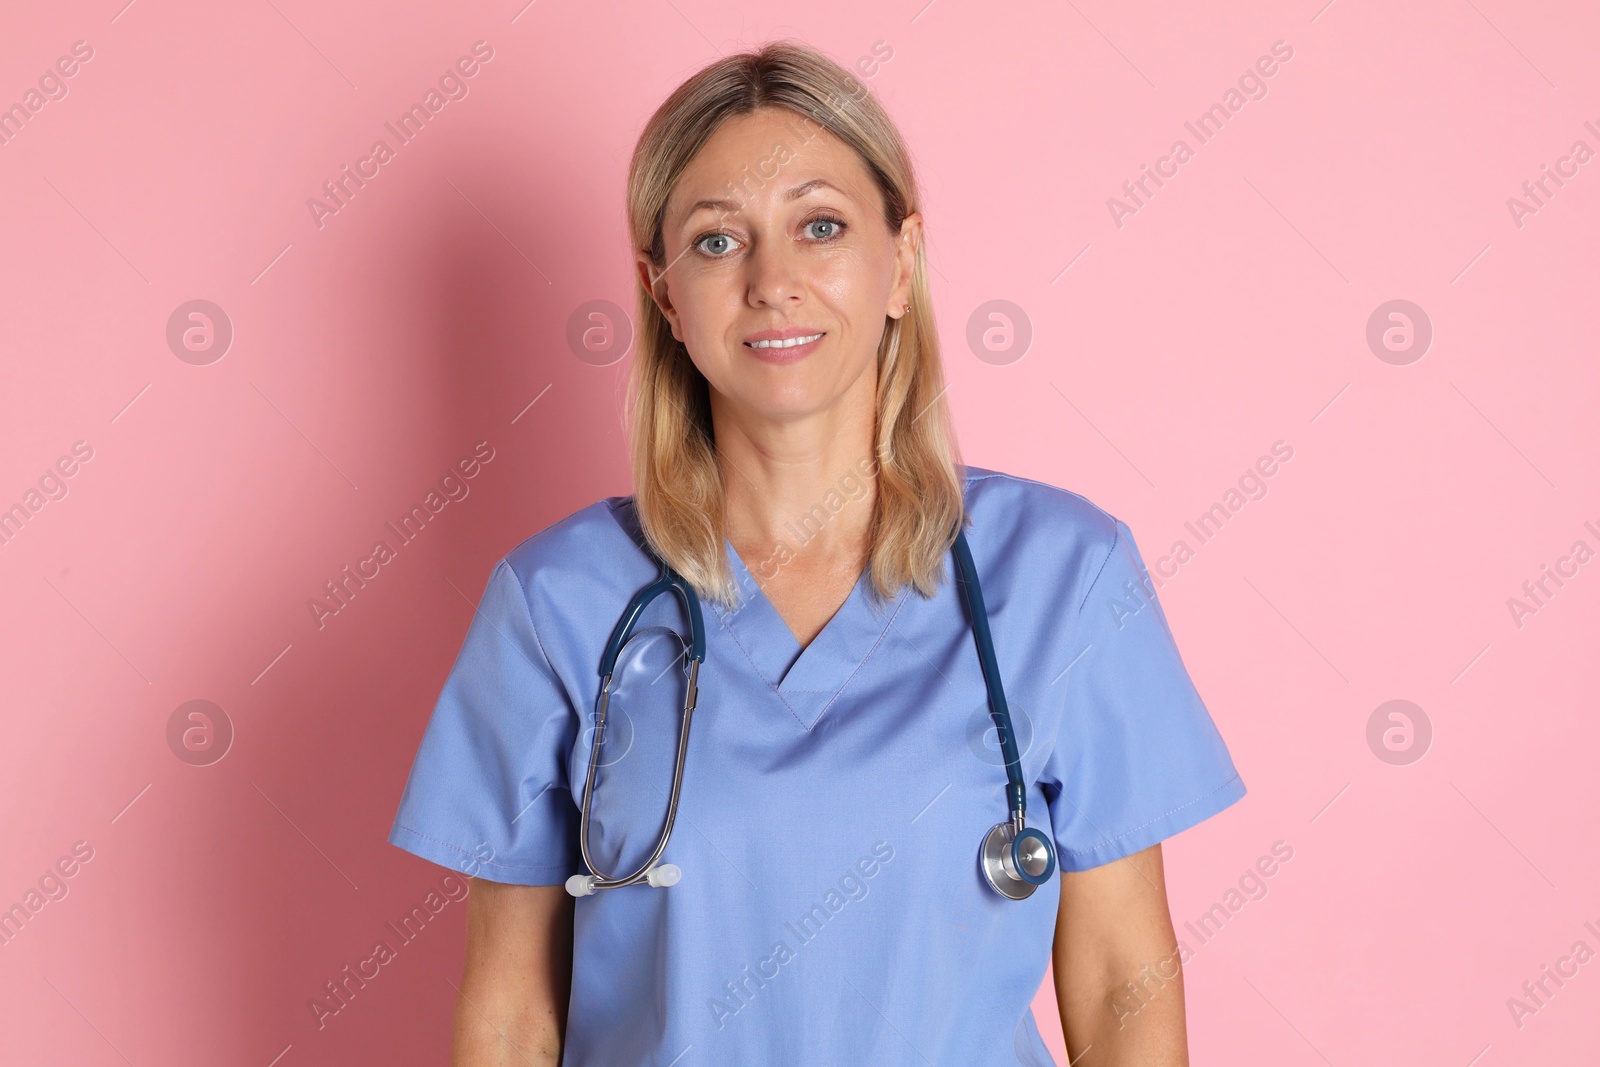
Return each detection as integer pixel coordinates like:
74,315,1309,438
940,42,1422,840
962,464,1123,544
961,465,1128,604
963,464,1120,533
499,494,655,616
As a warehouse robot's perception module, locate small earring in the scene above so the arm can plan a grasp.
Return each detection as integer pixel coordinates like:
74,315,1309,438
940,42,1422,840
901,302,911,314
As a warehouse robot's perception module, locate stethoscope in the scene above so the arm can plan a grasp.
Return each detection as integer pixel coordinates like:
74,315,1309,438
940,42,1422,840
564,525,1058,901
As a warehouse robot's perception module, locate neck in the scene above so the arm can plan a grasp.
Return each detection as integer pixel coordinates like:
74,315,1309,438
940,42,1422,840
713,383,878,566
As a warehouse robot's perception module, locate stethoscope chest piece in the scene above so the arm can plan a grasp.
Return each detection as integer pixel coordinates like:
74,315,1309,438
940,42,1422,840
980,821,1057,900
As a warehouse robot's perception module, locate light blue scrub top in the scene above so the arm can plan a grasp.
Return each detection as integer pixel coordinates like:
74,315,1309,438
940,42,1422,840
387,466,1245,1066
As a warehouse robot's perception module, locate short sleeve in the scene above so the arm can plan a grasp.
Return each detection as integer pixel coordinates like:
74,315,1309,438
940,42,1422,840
1040,519,1246,872
386,556,583,885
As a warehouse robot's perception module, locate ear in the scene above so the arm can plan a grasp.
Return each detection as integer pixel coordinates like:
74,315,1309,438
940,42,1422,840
634,248,683,342
886,211,922,319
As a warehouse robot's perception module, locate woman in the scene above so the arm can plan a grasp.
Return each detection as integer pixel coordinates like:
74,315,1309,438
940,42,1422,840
388,41,1245,1066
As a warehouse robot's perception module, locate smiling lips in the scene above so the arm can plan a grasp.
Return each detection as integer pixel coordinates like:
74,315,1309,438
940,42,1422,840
743,328,825,364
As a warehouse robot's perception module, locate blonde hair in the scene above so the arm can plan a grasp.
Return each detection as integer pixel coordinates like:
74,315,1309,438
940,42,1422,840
623,40,964,612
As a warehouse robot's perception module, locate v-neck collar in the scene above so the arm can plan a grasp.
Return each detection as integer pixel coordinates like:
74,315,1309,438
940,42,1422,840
707,537,909,731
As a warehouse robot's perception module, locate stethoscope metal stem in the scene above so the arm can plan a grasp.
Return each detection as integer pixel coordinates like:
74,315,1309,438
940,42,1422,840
574,658,700,892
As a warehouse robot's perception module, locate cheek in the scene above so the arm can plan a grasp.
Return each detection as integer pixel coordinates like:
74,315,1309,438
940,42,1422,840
812,247,892,319
672,285,748,385
671,275,736,343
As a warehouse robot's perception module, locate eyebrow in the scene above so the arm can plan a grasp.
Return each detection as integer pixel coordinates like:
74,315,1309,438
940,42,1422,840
682,178,845,219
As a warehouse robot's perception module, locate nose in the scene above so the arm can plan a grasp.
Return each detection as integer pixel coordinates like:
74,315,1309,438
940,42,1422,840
744,233,805,309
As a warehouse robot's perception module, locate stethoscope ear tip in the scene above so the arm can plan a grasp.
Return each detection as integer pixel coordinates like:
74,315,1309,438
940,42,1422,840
565,864,682,896
646,862,682,888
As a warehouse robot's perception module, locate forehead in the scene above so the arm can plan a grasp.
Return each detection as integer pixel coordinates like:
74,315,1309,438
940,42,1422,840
665,107,879,220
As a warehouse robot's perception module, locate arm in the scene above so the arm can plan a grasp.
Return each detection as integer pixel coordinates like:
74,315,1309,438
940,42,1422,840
452,879,574,1066
1053,843,1189,1066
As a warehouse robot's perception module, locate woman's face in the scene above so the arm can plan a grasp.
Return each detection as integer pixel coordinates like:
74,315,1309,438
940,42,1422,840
637,106,921,429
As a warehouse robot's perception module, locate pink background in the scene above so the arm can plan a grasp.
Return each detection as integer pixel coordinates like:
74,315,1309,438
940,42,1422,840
2,0,1597,1063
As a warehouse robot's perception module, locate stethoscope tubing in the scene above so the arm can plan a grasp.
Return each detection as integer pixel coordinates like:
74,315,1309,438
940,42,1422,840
599,566,706,673
569,523,1054,899
950,526,1029,830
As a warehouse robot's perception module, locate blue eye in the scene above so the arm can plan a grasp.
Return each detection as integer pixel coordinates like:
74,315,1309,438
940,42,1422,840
696,233,738,256
805,217,845,240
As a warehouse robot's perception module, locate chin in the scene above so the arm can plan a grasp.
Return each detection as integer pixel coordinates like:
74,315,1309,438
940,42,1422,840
731,381,835,421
